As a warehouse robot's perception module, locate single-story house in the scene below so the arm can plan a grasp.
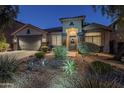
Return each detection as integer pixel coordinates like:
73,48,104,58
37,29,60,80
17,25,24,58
5,15,118,53
109,20,124,54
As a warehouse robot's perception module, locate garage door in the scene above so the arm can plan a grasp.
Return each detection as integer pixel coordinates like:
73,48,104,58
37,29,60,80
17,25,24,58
19,36,42,50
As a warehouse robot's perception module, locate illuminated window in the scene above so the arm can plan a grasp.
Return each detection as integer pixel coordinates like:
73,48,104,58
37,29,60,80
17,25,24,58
85,32,101,46
52,35,62,46
85,36,92,43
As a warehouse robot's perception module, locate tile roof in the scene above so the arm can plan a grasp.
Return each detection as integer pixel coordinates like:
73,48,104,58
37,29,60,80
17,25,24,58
44,26,62,32
59,15,85,20
11,24,46,35
83,23,112,31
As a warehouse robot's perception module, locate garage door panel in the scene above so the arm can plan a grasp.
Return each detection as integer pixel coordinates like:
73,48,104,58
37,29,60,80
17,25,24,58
19,36,41,50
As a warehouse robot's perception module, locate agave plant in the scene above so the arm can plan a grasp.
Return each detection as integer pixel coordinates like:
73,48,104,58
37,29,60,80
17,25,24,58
0,56,20,83
63,59,77,75
35,51,45,59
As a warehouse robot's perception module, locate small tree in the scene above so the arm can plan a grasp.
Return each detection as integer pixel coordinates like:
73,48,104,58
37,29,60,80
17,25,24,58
0,6,19,33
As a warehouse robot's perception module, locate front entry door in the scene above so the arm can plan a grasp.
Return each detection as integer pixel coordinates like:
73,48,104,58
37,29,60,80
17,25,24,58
69,36,77,50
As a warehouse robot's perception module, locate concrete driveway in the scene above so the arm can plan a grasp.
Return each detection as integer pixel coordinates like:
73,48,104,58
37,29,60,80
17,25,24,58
0,50,38,60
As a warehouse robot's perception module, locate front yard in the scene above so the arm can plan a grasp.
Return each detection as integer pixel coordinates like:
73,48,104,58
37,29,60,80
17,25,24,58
1,47,124,88
0,50,37,60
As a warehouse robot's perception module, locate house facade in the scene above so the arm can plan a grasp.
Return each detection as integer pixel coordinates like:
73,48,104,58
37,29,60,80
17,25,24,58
109,20,124,54
9,16,114,53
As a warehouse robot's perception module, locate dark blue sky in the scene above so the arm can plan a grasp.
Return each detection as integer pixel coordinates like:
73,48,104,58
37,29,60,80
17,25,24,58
17,5,112,29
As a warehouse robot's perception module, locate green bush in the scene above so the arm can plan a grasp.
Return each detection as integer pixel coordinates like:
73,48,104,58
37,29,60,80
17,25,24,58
0,34,9,52
51,72,122,88
63,59,77,75
35,51,45,59
0,56,20,83
78,42,100,55
0,34,6,42
45,59,64,69
53,46,67,60
0,42,9,51
41,46,48,53
91,61,113,75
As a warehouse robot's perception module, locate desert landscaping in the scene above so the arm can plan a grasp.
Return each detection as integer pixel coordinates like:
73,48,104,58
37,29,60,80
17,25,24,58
0,45,124,88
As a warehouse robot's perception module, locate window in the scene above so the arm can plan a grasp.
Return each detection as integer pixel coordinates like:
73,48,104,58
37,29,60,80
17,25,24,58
85,36,92,43
69,22,74,26
27,29,31,34
85,32,101,46
93,36,101,46
52,35,62,46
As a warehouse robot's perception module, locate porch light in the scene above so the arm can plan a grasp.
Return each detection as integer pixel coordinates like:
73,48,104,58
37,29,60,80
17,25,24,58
13,38,17,43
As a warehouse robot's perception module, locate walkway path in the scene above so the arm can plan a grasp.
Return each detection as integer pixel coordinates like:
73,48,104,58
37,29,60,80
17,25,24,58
45,51,78,59
0,50,37,60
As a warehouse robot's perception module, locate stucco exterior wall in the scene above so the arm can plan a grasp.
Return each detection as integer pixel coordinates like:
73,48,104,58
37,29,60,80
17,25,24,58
103,31,110,53
16,27,43,36
62,20,83,33
16,26,47,42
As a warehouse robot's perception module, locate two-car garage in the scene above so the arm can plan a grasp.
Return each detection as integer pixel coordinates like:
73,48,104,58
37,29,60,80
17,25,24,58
12,24,47,51
18,36,42,50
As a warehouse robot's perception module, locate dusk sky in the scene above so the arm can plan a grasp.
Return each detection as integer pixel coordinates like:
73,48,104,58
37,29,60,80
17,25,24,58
17,5,112,29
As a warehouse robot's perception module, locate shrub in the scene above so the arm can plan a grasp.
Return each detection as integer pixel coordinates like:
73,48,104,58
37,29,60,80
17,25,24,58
41,46,48,53
0,34,6,43
78,42,100,55
0,34,9,52
0,42,9,52
53,46,67,60
51,68,122,88
91,61,113,75
63,59,77,75
0,56,20,83
35,51,45,59
27,56,48,71
13,70,56,88
46,59,64,69
82,76,121,88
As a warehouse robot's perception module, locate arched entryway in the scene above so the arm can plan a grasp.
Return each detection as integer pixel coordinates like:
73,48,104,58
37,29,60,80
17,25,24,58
66,28,78,51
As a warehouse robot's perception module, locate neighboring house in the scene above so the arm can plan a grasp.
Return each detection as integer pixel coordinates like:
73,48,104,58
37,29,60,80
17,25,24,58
9,16,116,53
109,20,124,54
